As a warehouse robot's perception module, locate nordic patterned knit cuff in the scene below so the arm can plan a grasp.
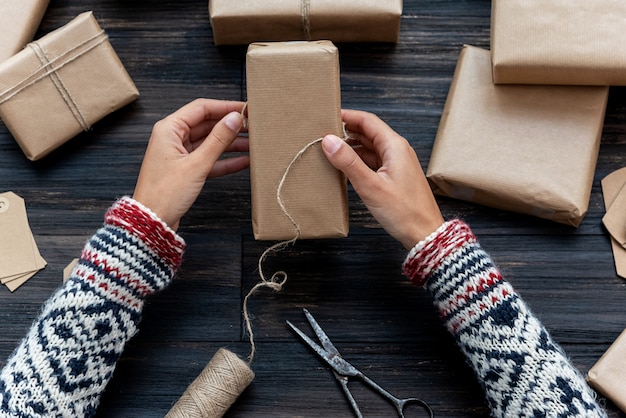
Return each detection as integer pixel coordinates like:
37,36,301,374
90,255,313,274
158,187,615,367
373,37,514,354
402,220,475,287
105,196,186,270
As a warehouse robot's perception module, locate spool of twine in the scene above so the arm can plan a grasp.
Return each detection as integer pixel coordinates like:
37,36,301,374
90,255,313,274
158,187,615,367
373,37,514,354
165,348,255,418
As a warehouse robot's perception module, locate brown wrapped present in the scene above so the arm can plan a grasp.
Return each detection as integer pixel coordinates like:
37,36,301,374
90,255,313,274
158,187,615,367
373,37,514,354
426,45,608,227
0,12,139,161
246,41,349,240
209,0,402,45
492,0,626,85
0,0,50,63
587,329,626,413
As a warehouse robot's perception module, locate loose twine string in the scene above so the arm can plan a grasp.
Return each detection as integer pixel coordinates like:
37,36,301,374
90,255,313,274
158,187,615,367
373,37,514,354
241,103,350,363
301,0,312,40
164,104,349,418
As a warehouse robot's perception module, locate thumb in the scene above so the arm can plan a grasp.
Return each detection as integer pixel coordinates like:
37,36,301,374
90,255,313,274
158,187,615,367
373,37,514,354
194,111,243,171
322,134,375,186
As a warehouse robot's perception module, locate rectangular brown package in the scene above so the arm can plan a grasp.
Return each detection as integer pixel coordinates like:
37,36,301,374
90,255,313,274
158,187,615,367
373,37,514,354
491,0,626,85
0,0,50,63
426,45,608,227
246,41,349,241
0,11,139,161
209,0,402,45
587,329,626,413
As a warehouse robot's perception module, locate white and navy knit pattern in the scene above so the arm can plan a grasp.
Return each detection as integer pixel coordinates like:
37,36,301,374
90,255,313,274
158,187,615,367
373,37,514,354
0,197,185,418
404,220,606,418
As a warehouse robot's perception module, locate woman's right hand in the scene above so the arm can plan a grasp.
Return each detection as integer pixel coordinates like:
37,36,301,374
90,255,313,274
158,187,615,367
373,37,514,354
321,109,444,250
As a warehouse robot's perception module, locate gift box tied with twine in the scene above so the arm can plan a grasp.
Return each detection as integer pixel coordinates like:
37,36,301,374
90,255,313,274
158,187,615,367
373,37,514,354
0,11,139,161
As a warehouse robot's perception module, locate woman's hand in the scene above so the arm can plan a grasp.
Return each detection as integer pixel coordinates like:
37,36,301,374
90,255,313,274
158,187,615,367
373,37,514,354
322,109,443,249
133,99,249,231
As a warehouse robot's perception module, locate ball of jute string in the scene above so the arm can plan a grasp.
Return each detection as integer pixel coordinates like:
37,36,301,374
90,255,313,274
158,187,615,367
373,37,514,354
165,348,255,418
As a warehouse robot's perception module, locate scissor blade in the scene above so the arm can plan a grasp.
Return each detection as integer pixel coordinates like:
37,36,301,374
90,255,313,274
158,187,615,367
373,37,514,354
286,320,360,377
302,308,341,356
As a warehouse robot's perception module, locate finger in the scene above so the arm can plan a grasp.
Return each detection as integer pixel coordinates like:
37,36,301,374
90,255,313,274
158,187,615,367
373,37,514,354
353,145,382,170
189,135,249,153
342,109,399,145
208,156,250,178
191,111,244,175
322,134,379,187
167,99,245,133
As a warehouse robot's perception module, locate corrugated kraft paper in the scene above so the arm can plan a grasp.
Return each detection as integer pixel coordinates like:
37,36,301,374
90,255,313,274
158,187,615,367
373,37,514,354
246,41,349,241
427,45,609,227
209,0,402,45
492,0,626,85
587,329,626,413
0,11,139,161
0,0,50,63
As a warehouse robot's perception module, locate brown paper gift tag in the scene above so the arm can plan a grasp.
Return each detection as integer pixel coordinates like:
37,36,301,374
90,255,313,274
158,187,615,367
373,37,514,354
63,258,79,283
426,45,608,227
246,41,349,240
0,0,50,63
0,192,46,291
601,168,626,278
492,0,626,85
209,0,402,45
0,11,139,161
587,329,626,413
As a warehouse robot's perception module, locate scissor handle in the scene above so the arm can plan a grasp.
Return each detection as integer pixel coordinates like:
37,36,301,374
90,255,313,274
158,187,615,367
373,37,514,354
357,372,434,417
396,397,434,418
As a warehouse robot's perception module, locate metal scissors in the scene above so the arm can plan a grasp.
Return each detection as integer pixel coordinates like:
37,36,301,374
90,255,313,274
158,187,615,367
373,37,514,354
286,308,434,418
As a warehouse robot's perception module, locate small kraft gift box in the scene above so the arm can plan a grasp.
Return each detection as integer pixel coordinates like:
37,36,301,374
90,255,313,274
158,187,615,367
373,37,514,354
426,45,609,227
491,0,626,85
246,40,349,241
209,0,402,45
0,11,139,161
0,0,50,63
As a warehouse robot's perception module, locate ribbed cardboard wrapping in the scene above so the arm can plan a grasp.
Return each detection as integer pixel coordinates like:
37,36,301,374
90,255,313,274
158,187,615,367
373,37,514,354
246,41,349,240
209,0,402,45
491,0,626,85
0,12,139,161
427,45,608,227
0,0,50,63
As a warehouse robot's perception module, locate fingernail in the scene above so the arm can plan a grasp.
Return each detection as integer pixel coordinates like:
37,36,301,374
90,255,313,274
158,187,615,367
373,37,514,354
224,112,243,131
322,135,342,154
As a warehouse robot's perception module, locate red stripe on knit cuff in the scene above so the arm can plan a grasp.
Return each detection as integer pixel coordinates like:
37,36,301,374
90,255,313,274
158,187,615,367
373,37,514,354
402,220,475,287
104,197,186,270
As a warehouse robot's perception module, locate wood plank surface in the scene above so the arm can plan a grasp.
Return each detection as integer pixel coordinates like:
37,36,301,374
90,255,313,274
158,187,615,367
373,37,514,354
1,0,626,416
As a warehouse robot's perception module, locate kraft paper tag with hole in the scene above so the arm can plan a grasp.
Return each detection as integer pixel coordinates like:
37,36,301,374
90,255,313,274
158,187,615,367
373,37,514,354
0,191,46,291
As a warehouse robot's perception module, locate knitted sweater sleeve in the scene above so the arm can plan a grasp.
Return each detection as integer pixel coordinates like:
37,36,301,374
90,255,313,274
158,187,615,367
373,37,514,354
403,220,606,418
0,197,185,418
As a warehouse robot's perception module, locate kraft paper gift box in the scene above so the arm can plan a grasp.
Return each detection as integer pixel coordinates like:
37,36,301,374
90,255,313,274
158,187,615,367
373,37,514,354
246,41,349,240
0,11,139,161
209,0,402,45
0,0,50,63
492,0,626,85
426,45,609,227
587,329,626,413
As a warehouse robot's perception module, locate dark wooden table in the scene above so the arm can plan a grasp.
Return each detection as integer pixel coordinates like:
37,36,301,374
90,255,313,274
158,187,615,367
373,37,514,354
2,0,626,416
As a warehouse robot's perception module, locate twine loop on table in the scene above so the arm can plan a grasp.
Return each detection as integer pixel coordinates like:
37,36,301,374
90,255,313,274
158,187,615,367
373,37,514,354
0,30,108,131
241,101,350,363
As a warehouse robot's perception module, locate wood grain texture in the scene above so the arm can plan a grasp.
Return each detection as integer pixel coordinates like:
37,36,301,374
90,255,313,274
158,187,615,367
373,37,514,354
1,0,625,416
